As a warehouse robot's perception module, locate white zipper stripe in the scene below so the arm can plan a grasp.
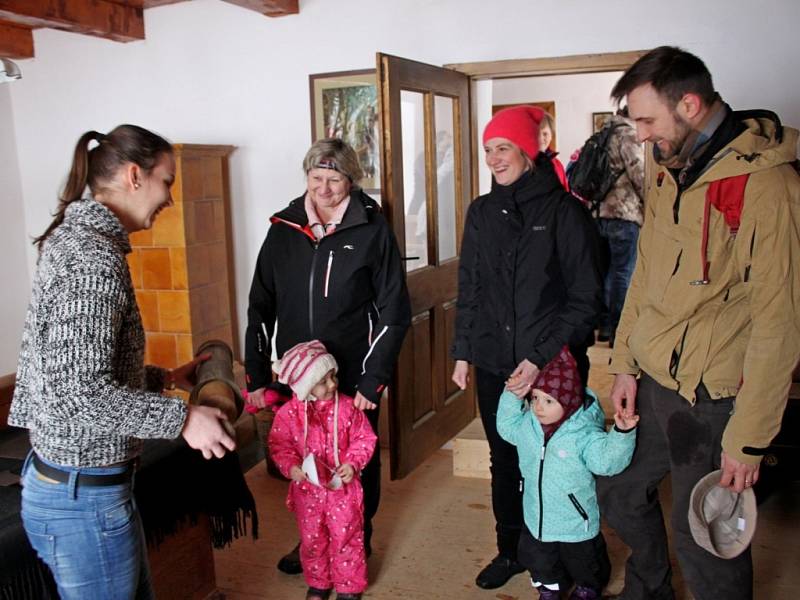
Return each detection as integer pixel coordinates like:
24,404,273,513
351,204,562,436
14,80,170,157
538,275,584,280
361,325,388,374
323,250,334,298
260,322,268,352
367,312,374,346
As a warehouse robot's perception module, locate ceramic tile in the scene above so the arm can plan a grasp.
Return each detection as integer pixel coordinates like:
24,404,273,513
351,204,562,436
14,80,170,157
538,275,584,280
170,247,188,290
203,158,223,198
134,289,159,331
141,248,172,290
129,227,153,247
151,202,185,247
145,332,177,369
157,290,192,333
182,157,204,202
127,249,143,289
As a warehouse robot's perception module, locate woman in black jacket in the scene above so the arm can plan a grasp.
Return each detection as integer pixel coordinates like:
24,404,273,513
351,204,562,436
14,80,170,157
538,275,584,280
451,106,603,590
245,138,411,577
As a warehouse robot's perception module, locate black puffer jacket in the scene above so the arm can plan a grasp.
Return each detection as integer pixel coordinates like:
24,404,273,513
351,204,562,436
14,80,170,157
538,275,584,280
451,157,603,376
245,189,411,404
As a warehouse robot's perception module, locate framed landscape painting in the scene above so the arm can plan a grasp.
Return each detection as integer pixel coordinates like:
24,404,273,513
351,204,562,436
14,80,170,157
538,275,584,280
309,69,380,192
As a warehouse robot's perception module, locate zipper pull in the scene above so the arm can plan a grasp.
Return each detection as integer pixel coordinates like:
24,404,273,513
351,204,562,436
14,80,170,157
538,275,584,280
540,445,545,460
519,479,523,492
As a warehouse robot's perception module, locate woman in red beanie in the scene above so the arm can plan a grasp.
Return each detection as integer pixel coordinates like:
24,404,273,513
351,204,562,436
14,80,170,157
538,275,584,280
451,105,604,590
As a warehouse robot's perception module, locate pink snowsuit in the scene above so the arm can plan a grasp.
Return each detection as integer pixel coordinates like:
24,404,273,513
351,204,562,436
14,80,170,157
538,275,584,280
269,392,377,594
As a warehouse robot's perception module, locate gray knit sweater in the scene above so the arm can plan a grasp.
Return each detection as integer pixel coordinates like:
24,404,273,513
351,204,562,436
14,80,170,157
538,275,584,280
9,199,188,467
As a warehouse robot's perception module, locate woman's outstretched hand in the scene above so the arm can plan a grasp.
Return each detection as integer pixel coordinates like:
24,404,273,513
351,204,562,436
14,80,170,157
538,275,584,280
167,353,211,391
181,405,236,459
506,359,539,397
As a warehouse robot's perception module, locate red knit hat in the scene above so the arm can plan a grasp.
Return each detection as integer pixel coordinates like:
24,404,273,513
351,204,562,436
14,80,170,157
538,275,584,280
533,346,584,438
273,340,338,401
482,105,544,160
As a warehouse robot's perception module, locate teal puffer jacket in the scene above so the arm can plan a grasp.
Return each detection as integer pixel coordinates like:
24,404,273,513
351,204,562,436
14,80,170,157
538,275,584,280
497,389,635,542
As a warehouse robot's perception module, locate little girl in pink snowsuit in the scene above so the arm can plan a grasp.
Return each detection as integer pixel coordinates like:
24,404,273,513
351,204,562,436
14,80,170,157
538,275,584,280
269,340,377,600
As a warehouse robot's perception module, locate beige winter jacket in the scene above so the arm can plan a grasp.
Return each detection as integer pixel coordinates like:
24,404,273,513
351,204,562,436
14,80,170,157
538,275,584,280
609,116,800,464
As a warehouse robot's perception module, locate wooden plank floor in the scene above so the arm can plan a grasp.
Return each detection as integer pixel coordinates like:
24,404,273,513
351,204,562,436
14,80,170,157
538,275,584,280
215,342,800,599
215,450,800,599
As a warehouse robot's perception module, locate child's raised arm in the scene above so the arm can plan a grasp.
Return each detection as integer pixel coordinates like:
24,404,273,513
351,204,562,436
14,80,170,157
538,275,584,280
496,388,528,446
580,417,637,477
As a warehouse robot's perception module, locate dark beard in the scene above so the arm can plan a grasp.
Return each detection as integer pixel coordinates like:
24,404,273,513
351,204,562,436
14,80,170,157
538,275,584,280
658,112,693,160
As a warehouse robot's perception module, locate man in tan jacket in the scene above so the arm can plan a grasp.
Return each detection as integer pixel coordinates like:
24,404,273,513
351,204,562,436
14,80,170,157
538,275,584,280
597,46,800,600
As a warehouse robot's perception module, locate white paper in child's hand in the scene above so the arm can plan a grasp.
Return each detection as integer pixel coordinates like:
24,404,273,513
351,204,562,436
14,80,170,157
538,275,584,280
302,453,321,486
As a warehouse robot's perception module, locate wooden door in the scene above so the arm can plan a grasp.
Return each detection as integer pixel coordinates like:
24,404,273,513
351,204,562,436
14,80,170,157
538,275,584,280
377,53,475,479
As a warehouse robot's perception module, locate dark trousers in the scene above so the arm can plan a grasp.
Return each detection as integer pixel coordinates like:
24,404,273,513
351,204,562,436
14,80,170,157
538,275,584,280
518,526,611,592
596,374,753,600
338,374,381,550
476,368,524,559
597,218,639,332
361,403,381,548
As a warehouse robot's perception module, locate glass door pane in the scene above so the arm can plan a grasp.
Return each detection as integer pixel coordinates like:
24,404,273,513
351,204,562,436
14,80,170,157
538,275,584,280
434,95,457,262
401,90,428,272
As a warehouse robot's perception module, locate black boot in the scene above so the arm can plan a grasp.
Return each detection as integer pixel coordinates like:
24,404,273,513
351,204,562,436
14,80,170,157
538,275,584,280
475,554,526,589
537,586,561,599
277,542,303,574
570,586,600,599
305,587,331,600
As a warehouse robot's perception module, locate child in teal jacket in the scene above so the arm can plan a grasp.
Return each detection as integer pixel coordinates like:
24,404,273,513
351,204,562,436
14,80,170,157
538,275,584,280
497,347,638,600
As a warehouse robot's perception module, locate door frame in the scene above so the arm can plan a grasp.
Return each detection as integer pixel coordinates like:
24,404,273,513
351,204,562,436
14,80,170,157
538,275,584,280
445,50,648,195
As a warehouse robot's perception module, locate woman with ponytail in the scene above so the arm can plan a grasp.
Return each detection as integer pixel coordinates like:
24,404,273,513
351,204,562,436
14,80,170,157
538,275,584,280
10,124,236,599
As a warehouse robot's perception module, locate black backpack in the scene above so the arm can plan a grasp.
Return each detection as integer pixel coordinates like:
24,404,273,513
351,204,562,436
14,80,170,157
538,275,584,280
567,122,623,213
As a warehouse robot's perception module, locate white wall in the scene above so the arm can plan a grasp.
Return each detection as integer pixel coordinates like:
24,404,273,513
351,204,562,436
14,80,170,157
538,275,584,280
4,0,800,357
492,71,623,160
0,84,30,374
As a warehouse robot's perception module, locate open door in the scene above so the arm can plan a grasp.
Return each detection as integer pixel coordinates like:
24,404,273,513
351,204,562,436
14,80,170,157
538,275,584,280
378,53,476,479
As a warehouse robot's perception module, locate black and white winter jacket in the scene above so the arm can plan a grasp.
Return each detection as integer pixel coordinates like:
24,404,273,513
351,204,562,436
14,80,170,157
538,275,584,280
245,190,411,404
10,199,187,467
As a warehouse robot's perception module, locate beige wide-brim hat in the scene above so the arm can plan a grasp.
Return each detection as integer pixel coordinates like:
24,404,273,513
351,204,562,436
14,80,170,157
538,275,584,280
688,469,757,559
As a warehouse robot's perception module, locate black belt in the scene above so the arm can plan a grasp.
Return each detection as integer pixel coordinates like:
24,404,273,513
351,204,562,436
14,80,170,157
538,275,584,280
33,455,135,487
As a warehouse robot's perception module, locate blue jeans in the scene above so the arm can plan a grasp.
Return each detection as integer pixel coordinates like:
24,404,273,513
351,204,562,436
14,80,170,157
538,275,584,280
597,218,639,331
20,452,153,600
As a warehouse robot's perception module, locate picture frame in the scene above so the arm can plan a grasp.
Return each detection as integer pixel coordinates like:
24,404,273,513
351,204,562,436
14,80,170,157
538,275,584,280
592,111,613,133
492,100,557,151
309,69,380,193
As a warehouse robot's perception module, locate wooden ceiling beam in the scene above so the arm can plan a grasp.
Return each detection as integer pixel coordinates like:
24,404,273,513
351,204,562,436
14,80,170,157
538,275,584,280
221,0,299,18
0,0,144,42
0,19,33,58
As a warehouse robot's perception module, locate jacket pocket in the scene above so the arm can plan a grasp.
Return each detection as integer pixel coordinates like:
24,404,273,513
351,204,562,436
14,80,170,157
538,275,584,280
648,223,684,303
568,493,589,533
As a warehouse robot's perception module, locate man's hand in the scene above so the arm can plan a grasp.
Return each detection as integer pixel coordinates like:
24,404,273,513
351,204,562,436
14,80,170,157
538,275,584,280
720,451,761,493
506,359,539,397
353,391,376,411
451,360,470,391
181,405,236,459
336,463,356,484
610,374,638,417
